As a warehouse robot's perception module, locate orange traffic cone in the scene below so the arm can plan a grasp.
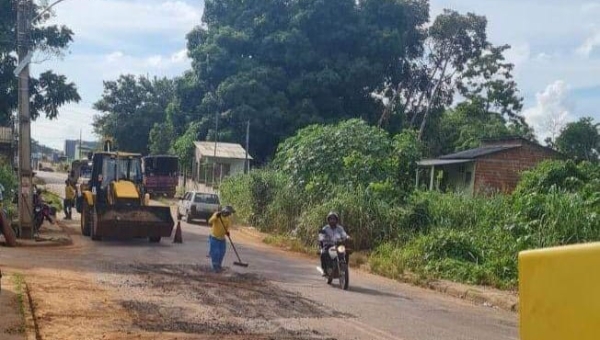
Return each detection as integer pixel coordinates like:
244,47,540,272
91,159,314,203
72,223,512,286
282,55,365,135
173,221,183,244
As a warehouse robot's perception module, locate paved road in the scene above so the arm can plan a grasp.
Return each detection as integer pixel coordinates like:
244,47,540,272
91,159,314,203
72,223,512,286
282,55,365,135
14,171,519,339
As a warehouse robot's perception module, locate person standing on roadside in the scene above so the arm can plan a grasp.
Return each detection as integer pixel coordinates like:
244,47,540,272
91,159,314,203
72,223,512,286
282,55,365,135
67,170,77,187
63,180,76,220
207,205,235,273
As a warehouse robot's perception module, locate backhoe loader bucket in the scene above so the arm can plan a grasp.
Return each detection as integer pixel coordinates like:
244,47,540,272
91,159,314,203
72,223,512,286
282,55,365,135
95,205,174,239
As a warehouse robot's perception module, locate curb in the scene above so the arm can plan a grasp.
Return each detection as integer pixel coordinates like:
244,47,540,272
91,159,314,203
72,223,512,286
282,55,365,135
236,226,519,313
426,280,519,312
16,221,73,249
22,279,40,340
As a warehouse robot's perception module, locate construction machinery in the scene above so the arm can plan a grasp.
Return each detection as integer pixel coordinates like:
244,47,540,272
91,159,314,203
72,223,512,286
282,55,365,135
77,151,174,243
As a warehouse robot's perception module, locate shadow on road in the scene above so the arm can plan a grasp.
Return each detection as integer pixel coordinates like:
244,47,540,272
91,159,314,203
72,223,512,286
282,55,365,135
346,285,411,300
186,220,210,227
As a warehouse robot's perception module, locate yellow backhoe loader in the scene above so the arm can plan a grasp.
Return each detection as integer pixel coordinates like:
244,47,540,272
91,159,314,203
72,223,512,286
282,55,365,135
77,151,174,242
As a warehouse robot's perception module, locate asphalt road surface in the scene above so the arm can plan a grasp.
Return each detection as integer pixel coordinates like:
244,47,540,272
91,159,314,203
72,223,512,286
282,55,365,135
6,171,519,339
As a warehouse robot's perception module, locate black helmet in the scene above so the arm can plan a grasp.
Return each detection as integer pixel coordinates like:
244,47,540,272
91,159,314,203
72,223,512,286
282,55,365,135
221,205,236,214
326,211,339,222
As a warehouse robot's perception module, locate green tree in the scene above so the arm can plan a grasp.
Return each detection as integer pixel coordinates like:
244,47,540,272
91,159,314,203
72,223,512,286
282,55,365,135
148,121,175,155
275,119,410,198
0,0,80,124
93,75,175,154
172,122,201,172
378,10,526,139
556,117,599,163
182,0,428,161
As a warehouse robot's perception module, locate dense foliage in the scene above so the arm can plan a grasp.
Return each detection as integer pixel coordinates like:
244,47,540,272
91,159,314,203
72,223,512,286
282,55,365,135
91,1,532,161
221,119,600,289
555,117,599,163
92,75,176,154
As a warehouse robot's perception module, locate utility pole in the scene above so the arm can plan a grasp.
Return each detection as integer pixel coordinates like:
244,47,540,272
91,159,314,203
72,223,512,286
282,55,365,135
17,0,33,239
207,52,219,187
245,120,250,174
79,129,82,160
212,110,218,186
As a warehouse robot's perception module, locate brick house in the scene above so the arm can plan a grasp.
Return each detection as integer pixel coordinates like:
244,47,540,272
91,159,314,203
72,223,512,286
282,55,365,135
416,137,562,195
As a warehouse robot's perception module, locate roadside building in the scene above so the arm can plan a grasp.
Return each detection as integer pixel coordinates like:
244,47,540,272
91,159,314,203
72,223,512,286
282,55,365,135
192,142,252,187
417,137,562,195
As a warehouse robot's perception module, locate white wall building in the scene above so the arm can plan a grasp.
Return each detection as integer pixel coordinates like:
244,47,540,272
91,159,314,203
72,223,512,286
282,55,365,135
192,142,252,187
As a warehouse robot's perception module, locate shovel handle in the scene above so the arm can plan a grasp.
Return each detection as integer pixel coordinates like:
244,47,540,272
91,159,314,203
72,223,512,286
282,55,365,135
218,215,244,263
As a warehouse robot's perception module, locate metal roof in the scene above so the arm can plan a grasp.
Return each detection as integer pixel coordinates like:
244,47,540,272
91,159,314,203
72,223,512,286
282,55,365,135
417,159,473,167
194,142,253,160
438,145,519,160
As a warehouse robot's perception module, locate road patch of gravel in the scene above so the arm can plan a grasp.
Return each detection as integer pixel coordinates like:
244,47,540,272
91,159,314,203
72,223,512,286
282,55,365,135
104,263,342,339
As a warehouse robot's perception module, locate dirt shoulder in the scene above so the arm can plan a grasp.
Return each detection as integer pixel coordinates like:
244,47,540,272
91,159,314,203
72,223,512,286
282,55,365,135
6,262,336,340
0,271,26,340
233,226,519,312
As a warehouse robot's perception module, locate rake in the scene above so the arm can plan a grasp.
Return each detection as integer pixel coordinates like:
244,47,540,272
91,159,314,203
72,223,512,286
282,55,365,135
219,215,249,267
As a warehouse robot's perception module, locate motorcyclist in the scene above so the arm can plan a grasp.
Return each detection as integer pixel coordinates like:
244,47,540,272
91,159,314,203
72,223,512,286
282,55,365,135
319,212,350,276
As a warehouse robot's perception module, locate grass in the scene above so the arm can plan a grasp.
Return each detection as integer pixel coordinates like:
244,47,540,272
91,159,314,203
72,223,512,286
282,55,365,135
41,190,63,212
221,161,600,291
5,273,27,335
263,234,315,255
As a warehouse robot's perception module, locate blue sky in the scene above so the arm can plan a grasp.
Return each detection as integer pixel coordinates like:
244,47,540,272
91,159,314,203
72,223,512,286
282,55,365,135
31,0,600,150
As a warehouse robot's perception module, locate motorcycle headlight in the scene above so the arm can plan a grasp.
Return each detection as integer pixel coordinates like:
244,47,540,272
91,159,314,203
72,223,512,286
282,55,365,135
337,245,346,253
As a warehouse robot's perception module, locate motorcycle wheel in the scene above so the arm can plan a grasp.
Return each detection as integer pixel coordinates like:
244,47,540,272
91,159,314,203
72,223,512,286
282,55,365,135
326,275,333,285
339,263,349,290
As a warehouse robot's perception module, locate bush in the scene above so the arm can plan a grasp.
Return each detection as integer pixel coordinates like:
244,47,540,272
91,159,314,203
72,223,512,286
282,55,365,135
274,119,421,202
0,164,17,214
515,160,598,196
220,170,306,235
295,185,403,250
220,124,600,290
0,164,17,196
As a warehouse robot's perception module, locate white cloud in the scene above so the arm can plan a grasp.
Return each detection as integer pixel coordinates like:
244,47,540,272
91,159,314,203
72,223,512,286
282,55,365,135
576,29,600,58
582,2,600,13
27,1,203,149
535,52,552,61
504,43,531,67
31,105,99,150
523,81,576,142
106,51,124,63
146,55,163,67
43,0,203,50
170,49,189,63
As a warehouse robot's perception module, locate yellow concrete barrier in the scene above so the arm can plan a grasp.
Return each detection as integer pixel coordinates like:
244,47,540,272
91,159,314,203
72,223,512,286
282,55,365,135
519,242,600,340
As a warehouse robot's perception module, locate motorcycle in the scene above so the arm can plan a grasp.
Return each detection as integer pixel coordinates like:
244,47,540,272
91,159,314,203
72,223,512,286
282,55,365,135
318,240,351,290
33,191,55,233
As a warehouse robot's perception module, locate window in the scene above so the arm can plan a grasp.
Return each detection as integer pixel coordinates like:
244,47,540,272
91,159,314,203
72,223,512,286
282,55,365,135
458,165,466,173
194,194,220,204
183,192,192,201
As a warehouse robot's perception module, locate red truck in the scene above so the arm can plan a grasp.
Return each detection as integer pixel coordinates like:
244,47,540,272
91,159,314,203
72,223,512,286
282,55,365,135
142,155,179,198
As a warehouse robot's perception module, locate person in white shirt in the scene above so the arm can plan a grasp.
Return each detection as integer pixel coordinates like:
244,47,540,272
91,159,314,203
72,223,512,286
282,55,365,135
318,212,350,276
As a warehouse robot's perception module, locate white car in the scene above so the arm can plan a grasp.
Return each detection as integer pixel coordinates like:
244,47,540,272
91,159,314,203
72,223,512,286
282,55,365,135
177,191,221,223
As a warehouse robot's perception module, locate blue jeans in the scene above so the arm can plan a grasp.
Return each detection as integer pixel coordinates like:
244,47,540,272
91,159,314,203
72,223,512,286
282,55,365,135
209,235,226,271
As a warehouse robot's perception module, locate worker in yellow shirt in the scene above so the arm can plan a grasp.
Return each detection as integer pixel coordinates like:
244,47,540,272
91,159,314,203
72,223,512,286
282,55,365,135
64,180,76,220
208,205,235,272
